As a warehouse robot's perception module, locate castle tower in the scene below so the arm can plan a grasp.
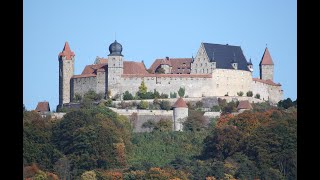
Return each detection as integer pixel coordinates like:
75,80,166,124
172,98,189,131
247,58,253,72
259,47,274,80
58,42,75,106
107,40,124,99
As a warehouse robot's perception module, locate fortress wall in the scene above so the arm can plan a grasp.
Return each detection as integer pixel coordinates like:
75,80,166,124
72,76,97,97
96,71,107,95
251,81,269,101
211,69,252,96
121,76,214,97
268,85,283,104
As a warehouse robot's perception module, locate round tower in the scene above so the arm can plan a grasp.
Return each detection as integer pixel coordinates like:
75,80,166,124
58,42,75,107
172,98,189,131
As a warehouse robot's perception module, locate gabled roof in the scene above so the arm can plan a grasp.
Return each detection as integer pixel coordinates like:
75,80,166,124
123,61,149,75
203,43,250,71
35,102,50,112
173,98,188,108
237,100,252,110
259,47,274,65
149,58,192,74
58,42,75,60
252,78,281,86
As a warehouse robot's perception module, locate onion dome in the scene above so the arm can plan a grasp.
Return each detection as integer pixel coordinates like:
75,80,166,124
108,40,123,56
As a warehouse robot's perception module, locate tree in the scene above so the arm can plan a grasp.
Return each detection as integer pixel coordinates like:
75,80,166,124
142,120,156,131
178,87,185,98
155,67,166,74
74,93,82,102
138,80,148,95
246,91,253,97
160,100,171,110
237,91,244,96
170,92,177,98
81,170,96,180
202,125,244,160
154,119,173,132
183,110,206,131
277,98,294,109
138,100,149,109
254,93,260,99
123,91,134,100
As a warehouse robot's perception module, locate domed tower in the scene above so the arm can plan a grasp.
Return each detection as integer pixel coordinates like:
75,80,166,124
58,42,75,107
107,40,124,99
172,98,189,131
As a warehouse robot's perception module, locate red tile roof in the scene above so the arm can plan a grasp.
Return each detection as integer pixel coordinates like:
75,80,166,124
81,64,107,74
123,61,149,75
173,98,188,108
252,78,281,86
237,100,252,110
35,101,50,112
259,47,274,65
149,58,192,74
58,42,75,60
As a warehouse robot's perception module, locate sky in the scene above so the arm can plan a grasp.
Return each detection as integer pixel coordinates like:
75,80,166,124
23,0,297,111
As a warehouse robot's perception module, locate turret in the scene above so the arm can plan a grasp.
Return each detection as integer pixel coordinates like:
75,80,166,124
58,41,75,107
259,47,274,80
247,58,253,72
107,40,124,99
172,98,189,131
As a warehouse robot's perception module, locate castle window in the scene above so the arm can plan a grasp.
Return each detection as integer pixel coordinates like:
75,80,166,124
114,64,115,66
217,84,219,88
201,63,202,67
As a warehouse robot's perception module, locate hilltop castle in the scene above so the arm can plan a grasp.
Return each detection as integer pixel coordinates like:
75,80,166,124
57,40,283,108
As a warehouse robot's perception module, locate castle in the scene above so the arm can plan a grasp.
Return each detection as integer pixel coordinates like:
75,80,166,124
57,40,283,108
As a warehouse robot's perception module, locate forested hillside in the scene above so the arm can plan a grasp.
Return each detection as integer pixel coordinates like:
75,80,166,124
23,99,297,179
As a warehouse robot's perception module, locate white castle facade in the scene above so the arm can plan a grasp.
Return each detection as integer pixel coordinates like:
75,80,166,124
58,40,283,108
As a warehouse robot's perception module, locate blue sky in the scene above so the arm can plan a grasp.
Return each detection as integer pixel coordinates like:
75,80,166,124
23,0,297,111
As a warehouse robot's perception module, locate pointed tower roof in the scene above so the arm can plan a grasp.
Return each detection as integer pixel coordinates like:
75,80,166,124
59,41,75,60
173,98,188,108
259,47,274,65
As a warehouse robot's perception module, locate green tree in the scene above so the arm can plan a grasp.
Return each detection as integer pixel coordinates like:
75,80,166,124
237,91,244,96
277,98,294,109
160,100,171,110
139,80,148,95
138,100,149,109
246,91,253,97
254,93,260,99
123,91,134,100
183,110,206,131
178,87,185,98
154,119,173,132
141,120,156,131
74,93,82,102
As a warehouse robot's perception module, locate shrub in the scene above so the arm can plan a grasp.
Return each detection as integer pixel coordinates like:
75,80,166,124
141,120,156,130
246,91,253,97
178,87,185,98
160,100,171,110
138,101,149,109
104,99,113,107
153,89,160,99
74,93,82,102
160,93,168,99
123,91,134,100
154,119,173,132
254,94,260,99
237,91,244,96
211,105,221,112
170,92,177,98
196,101,203,108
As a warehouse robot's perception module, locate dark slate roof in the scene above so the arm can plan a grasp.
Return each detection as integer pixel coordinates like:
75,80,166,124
203,43,250,71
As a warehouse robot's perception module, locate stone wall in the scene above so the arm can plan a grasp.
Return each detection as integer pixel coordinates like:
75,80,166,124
251,80,282,104
260,64,274,81
96,71,107,96
120,75,214,98
72,76,97,97
211,69,252,96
